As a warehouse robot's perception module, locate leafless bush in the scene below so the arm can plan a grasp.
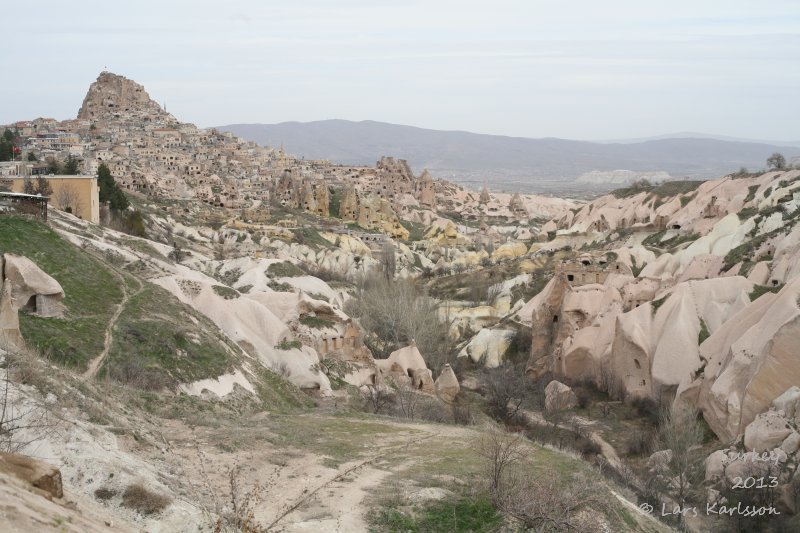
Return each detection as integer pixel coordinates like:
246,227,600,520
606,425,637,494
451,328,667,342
450,399,475,426
655,404,704,507
121,483,172,515
107,357,174,391
598,364,625,400
269,360,292,379
477,425,526,495
55,184,84,216
94,487,117,500
360,385,395,414
625,428,655,457
483,366,529,423
301,263,348,283
498,472,608,531
1,346,57,453
395,385,420,419
412,395,450,423
344,275,450,366
213,466,271,532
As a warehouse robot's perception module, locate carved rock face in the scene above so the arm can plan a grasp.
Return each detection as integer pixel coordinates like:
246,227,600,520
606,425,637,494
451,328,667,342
78,72,166,120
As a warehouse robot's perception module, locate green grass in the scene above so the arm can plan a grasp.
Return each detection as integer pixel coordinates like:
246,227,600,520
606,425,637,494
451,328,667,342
101,283,236,387
368,497,501,533
611,180,704,199
642,230,700,251
749,284,782,301
212,285,239,299
291,227,333,249
650,295,668,314
275,339,302,350
698,319,710,345
299,315,335,329
329,187,342,218
650,180,704,196
267,261,306,278
744,185,759,203
400,220,426,242
266,415,411,466
0,216,123,369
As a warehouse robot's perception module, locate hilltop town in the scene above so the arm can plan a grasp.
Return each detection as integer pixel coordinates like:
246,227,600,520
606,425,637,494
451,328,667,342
1,72,799,532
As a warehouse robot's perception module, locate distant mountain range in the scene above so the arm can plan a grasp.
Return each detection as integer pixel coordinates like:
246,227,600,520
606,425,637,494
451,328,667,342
218,120,799,191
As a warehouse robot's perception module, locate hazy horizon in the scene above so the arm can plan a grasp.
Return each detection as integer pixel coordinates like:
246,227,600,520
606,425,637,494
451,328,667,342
2,1,799,141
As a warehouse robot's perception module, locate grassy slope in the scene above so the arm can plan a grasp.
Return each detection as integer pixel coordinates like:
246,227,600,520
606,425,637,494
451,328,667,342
0,216,122,369
0,218,289,398
100,282,236,387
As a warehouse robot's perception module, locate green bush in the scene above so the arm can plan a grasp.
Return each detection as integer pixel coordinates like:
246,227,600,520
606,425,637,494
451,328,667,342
267,261,305,278
369,497,500,533
749,284,782,301
276,339,302,350
212,285,239,299
299,315,335,329
698,319,710,345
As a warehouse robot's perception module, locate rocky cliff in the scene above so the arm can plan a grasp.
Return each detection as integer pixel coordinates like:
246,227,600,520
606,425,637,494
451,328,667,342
78,71,170,121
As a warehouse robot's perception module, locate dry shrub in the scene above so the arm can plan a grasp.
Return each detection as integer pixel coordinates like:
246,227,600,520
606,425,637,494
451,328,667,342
121,483,172,515
498,472,608,531
360,385,395,414
94,487,117,501
450,399,475,426
107,358,174,391
477,425,526,495
625,428,655,457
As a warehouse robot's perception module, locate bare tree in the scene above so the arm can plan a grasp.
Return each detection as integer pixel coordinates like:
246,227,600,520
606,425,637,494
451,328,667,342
395,384,420,419
656,404,704,508
35,176,53,196
499,471,607,531
380,242,396,281
360,385,394,414
344,275,449,365
477,425,526,495
483,366,528,423
55,183,83,215
1,346,56,453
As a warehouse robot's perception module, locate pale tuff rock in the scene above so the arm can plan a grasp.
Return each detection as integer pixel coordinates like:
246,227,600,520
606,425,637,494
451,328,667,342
490,241,527,261
375,343,432,390
0,452,63,499
0,279,22,348
544,380,578,412
78,71,168,120
743,410,794,452
458,328,515,368
773,386,800,421
3,254,65,318
704,450,727,481
781,432,800,455
434,364,460,402
154,273,332,395
694,278,800,441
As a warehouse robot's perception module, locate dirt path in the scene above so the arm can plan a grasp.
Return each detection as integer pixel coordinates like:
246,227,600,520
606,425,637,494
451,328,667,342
82,269,141,380
269,431,439,531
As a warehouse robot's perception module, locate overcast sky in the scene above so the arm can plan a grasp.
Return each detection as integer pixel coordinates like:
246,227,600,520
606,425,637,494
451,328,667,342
2,0,799,140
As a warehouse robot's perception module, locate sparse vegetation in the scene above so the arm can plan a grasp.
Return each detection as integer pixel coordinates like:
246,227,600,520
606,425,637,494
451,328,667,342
298,315,335,329
121,483,172,515
212,285,239,299
267,261,305,278
749,283,782,301
275,339,302,350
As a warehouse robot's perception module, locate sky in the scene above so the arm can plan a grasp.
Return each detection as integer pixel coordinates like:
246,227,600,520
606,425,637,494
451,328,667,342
2,0,799,141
